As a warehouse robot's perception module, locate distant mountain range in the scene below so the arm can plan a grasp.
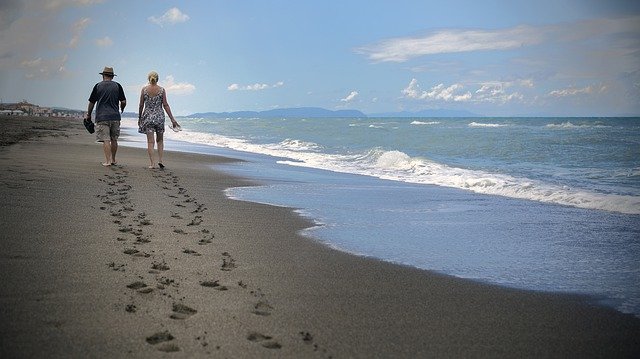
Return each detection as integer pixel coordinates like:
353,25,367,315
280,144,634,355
189,107,366,118
188,107,482,118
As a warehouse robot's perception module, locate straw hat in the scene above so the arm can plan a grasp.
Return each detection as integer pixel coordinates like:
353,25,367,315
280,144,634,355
99,66,116,76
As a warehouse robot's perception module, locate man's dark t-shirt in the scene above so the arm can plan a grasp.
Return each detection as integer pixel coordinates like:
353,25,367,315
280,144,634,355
89,80,126,122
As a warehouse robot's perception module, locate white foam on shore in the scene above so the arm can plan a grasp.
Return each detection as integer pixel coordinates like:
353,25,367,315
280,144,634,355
159,124,640,215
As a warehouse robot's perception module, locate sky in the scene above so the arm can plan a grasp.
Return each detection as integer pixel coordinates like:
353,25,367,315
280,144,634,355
0,0,639,117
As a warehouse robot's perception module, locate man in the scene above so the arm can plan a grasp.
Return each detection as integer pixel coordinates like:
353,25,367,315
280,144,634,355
86,66,126,166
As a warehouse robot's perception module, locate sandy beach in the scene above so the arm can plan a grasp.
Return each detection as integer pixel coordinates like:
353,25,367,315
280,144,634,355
1,115,639,358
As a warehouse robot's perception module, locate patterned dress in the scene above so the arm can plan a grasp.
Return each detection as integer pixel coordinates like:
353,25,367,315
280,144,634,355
138,87,165,134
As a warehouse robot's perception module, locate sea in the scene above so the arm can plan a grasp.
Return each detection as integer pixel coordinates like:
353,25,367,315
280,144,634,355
120,116,640,317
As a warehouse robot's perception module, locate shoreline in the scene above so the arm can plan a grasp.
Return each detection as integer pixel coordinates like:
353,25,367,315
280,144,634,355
1,116,639,358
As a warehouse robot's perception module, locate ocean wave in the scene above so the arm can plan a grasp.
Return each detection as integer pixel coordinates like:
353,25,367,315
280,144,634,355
161,126,639,215
546,121,611,129
411,121,441,125
282,148,640,215
468,122,509,128
271,139,323,152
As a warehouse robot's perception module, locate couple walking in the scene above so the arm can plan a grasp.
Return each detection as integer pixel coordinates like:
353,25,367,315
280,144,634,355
85,66,180,169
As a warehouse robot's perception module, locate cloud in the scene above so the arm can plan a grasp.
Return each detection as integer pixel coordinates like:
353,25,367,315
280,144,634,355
67,17,89,48
473,80,529,103
356,16,640,63
148,7,190,27
20,54,68,79
0,1,102,79
227,81,284,91
357,25,543,62
340,90,359,102
95,36,113,47
0,0,24,31
548,85,607,97
43,0,105,11
162,75,195,95
402,79,471,102
402,78,527,104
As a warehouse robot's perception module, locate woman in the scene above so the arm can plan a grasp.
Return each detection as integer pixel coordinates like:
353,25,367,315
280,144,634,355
138,71,180,169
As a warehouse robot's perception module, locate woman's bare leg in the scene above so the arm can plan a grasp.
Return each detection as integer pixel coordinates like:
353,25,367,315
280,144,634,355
157,131,164,167
146,132,156,168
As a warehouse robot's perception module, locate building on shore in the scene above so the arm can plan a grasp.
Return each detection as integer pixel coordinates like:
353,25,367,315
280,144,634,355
0,100,81,117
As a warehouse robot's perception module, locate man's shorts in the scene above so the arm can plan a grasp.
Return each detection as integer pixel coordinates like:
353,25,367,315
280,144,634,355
96,120,121,142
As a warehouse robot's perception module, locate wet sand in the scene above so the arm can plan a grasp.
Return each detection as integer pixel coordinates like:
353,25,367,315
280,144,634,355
1,115,639,358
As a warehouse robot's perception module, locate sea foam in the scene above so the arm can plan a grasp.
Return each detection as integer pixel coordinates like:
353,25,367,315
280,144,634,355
133,118,639,215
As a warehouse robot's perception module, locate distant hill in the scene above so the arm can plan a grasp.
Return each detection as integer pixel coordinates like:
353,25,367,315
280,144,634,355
370,109,482,117
189,107,366,118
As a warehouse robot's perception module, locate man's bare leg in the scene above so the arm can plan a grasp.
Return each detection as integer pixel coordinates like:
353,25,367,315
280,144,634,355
111,138,118,165
102,140,112,166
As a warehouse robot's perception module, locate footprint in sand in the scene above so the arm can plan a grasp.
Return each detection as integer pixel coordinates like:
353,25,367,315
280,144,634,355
118,226,133,233
192,203,207,213
198,231,214,245
252,301,274,316
187,216,203,226
182,248,201,256
221,252,236,271
247,332,282,349
151,261,170,271
146,331,174,345
135,236,152,244
126,281,152,294
200,280,228,291
124,248,150,257
170,303,197,320
157,277,176,289
107,262,126,272
299,331,330,356
300,331,313,344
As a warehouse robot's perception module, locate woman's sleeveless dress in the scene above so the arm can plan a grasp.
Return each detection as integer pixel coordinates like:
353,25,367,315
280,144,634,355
138,87,165,134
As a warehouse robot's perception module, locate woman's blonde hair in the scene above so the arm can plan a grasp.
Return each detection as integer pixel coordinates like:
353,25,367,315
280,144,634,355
148,71,159,85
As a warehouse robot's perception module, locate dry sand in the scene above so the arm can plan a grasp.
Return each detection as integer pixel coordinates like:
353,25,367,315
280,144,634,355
1,115,639,358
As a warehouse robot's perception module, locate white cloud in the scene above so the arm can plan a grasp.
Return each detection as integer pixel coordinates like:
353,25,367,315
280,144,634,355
20,54,68,79
162,75,195,95
95,36,113,47
402,79,471,102
474,81,526,103
340,90,359,102
356,16,640,63
149,7,190,27
0,1,98,79
44,0,105,11
67,17,89,48
403,78,527,104
357,25,543,62
227,81,284,91
548,85,607,97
